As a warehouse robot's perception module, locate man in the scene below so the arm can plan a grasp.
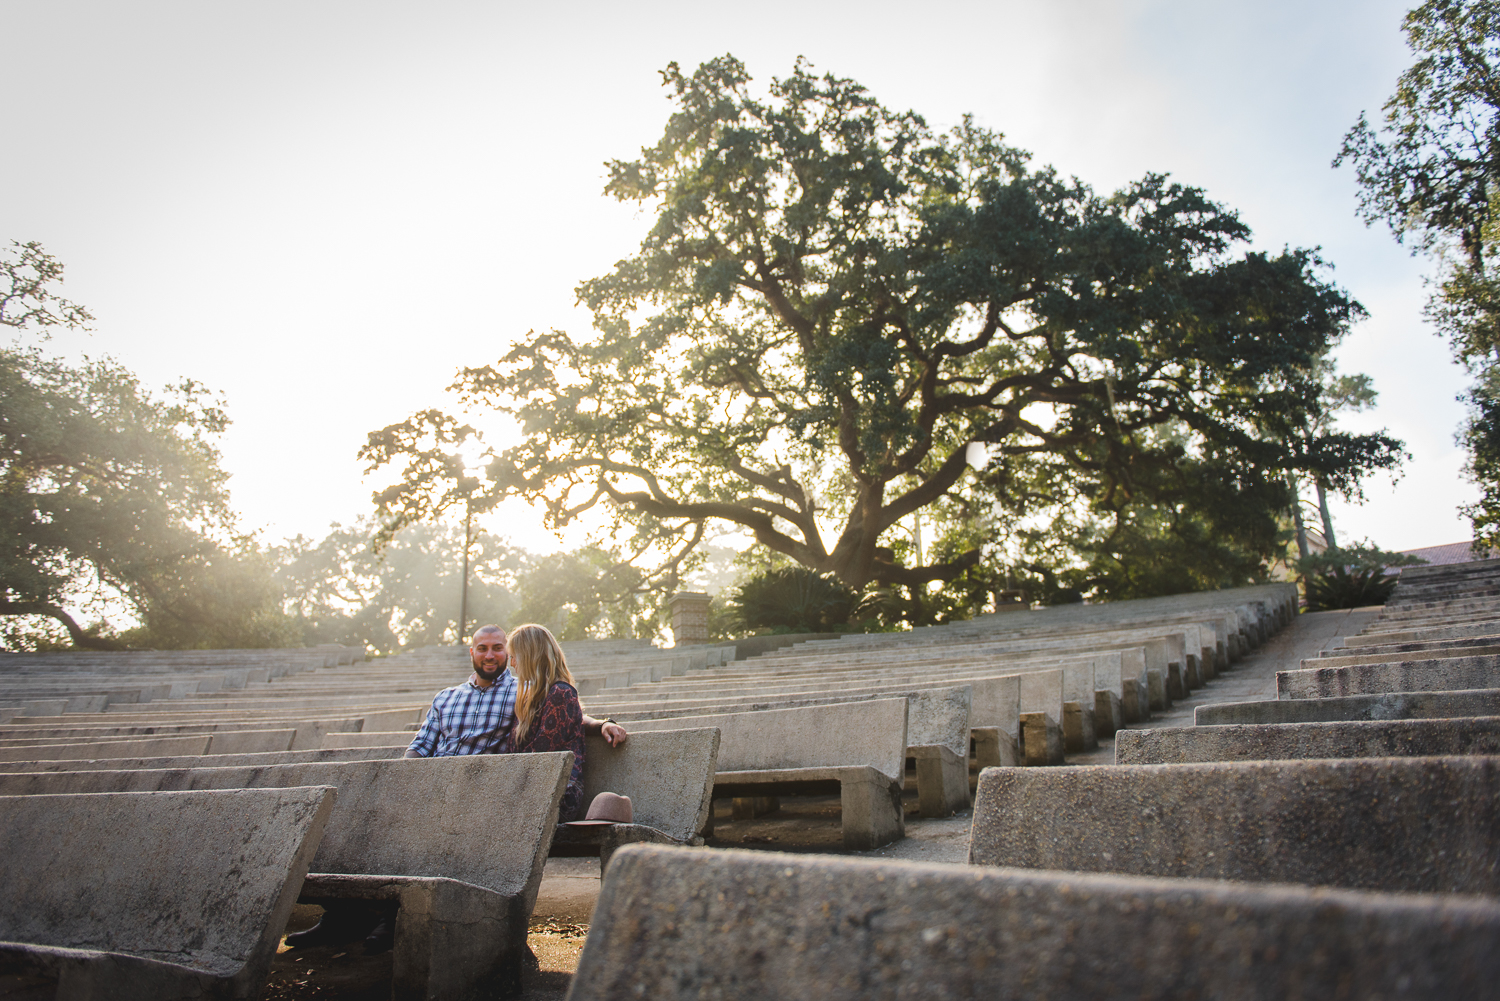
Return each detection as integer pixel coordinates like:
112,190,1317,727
404,624,626,757
290,625,625,953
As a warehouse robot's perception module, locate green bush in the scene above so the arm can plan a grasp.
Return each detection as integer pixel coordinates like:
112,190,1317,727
1304,566,1400,611
730,568,859,634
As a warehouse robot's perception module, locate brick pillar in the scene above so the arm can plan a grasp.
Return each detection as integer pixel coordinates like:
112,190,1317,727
669,591,711,646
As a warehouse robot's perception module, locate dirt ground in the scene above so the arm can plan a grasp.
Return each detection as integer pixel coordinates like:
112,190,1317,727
267,608,1374,999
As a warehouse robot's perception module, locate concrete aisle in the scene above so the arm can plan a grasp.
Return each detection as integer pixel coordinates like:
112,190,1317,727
1069,604,1383,763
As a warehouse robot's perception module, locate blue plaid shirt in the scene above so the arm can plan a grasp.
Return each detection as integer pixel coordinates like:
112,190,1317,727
406,672,519,757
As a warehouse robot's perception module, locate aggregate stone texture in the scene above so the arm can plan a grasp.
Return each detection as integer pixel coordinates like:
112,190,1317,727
0,787,333,996
0,733,211,762
1195,688,1500,725
904,685,971,758
1116,716,1500,763
969,756,1500,895
577,726,720,839
0,753,570,904
1278,657,1500,698
626,697,908,781
0,745,401,772
568,844,1500,1001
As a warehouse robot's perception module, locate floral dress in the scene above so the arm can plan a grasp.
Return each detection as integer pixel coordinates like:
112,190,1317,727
503,681,586,822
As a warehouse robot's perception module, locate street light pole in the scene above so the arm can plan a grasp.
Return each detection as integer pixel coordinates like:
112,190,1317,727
458,493,472,644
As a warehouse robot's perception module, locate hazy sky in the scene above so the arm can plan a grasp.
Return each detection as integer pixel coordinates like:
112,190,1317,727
2,0,1472,555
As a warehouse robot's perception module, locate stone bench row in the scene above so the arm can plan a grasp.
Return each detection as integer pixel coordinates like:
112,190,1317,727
0,707,424,753
0,752,570,999
324,698,915,850
785,585,1293,656
567,581,1479,1000
568,844,1499,1001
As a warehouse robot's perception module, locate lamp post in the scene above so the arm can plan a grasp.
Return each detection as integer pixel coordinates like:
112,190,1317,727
458,490,473,644
456,461,483,646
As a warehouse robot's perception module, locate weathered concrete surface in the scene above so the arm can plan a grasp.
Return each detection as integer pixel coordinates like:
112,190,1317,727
204,728,297,753
0,734,211,762
0,787,334,1000
713,765,905,851
970,726,1020,769
550,726,720,872
1020,711,1064,765
299,873,529,1000
1093,689,1121,737
629,702,911,847
969,757,1500,894
1120,678,1145,723
1062,700,1097,752
0,755,569,906
1195,688,1500,726
568,844,1500,1001
906,687,971,816
0,755,572,1000
626,698,909,783
1117,716,1500,764
1310,640,1500,668
0,745,401,772
1278,657,1500,699
574,727,720,841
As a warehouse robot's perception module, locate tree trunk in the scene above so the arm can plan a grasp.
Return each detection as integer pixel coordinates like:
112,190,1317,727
1288,476,1310,560
1315,478,1337,550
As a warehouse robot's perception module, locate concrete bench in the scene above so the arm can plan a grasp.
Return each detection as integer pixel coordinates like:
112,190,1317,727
1278,657,1500,698
627,699,909,850
549,726,719,872
969,757,1500,894
0,709,420,750
593,684,976,817
0,729,296,755
0,786,334,1000
0,745,403,772
1309,639,1500,667
567,844,1500,1001
1195,688,1500,726
0,734,214,762
0,754,571,999
1116,717,1500,763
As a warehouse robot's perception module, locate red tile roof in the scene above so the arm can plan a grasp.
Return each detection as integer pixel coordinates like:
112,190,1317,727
1396,541,1497,568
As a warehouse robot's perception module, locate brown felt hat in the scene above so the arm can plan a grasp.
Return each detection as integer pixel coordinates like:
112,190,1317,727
564,791,633,826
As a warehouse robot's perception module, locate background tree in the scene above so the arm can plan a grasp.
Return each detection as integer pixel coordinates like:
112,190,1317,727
272,520,667,651
1336,0,1500,548
1280,356,1406,556
0,241,292,650
366,57,1401,623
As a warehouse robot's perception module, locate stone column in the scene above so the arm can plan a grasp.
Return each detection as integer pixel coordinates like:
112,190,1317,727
669,591,711,646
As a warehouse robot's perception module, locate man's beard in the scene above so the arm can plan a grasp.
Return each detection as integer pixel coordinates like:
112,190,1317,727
473,655,507,683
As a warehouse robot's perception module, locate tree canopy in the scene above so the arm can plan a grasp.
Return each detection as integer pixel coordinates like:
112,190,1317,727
0,242,293,649
366,57,1403,621
1337,0,1500,547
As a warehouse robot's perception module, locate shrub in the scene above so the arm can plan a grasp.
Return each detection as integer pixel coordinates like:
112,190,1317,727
730,568,859,633
1304,566,1400,611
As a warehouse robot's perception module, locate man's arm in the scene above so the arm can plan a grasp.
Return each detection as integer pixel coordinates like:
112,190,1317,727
583,713,627,747
405,702,442,758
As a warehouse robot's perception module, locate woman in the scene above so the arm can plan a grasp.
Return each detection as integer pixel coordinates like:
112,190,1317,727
500,623,589,822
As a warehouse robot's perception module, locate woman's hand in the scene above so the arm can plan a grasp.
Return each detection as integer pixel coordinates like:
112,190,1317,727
600,721,628,747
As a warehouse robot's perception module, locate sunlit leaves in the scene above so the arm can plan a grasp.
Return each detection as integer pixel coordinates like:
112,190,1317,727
365,56,1385,622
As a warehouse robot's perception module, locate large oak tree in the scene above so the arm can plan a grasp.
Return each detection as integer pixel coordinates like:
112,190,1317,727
366,57,1400,615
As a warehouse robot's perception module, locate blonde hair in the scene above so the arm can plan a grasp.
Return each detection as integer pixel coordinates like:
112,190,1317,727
507,623,575,744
